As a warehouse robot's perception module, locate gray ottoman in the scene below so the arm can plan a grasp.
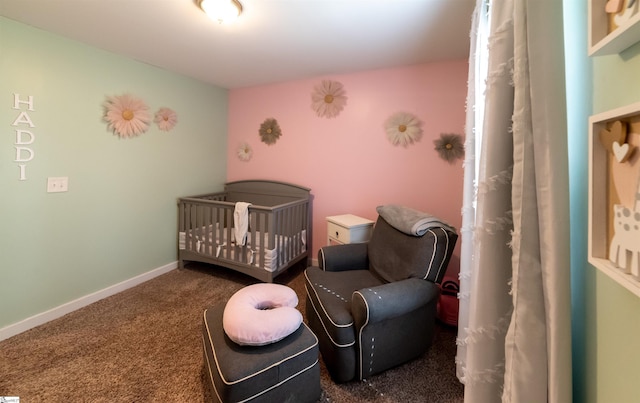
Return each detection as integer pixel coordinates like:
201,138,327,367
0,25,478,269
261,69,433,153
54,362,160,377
202,304,321,403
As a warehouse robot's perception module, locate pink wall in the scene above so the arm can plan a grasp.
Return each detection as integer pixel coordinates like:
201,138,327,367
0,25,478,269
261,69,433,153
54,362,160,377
227,61,467,275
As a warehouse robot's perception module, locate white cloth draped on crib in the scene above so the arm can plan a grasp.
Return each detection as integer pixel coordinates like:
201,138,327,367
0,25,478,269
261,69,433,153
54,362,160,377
234,202,252,246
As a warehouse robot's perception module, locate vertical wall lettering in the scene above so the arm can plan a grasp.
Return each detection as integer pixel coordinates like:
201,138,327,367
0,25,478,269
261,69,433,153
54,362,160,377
11,94,35,180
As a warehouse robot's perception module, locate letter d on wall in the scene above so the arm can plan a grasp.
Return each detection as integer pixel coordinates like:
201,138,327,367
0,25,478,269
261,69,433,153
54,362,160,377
14,146,34,162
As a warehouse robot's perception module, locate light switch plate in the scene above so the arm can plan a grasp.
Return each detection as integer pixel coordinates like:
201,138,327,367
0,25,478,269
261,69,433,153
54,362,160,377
47,177,68,193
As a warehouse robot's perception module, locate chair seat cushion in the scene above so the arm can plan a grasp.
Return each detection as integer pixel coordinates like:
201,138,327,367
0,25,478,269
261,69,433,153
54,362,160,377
223,283,303,346
304,267,383,347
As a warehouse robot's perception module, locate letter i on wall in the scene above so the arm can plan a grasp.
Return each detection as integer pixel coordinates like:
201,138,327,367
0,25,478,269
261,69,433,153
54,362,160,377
11,94,35,180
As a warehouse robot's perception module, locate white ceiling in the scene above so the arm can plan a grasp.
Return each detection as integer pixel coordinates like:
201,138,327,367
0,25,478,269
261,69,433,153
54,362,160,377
0,0,475,89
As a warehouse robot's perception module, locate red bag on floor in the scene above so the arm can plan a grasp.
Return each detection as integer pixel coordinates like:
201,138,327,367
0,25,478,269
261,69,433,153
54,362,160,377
437,280,459,327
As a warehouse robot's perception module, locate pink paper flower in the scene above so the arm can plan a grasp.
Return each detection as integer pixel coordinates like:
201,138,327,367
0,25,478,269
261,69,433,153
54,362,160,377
154,107,178,131
311,80,347,118
103,94,151,138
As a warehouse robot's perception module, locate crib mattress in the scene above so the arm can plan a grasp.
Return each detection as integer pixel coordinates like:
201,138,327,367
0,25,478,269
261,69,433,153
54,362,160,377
179,226,306,272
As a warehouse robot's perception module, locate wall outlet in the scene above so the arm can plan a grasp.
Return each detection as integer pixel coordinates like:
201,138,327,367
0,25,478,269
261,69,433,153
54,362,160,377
47,177,68,193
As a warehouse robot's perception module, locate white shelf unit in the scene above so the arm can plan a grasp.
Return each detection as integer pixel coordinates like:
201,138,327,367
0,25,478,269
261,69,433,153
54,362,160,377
588,102,640,297
589,0,640,56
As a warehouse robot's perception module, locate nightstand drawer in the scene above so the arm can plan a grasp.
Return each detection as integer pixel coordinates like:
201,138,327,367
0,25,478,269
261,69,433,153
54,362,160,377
328,221,353,244
326,214,374,245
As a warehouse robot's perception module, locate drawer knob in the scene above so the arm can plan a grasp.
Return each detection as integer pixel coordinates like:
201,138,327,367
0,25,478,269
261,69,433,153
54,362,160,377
335,231,339,237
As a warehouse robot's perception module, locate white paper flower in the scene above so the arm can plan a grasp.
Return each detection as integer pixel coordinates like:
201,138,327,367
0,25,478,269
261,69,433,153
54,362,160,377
311,80,347,118
103,94,151,138
237,142,253,161
154,107,178,131
384,112,423,147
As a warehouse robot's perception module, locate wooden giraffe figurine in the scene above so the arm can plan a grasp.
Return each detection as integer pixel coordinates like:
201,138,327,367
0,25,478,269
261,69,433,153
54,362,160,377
609,174,640,279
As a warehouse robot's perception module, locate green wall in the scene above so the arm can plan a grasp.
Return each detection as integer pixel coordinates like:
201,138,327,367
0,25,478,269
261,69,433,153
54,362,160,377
0,17,228,330
564,1,640,401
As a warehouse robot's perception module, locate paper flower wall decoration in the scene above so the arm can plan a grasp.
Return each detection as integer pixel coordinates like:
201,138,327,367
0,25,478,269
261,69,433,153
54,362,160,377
154,107,178,131
237,142,253,161
103,94,151,138
259,118,282,145
384,112,423,147
311,80,347,118
434,133,465,163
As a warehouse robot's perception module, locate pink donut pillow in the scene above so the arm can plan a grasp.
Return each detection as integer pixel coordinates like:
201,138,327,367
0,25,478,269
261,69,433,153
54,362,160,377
222,283,303,346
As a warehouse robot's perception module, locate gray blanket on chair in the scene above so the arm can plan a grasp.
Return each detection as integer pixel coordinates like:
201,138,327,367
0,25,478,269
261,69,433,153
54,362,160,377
376,205,455,236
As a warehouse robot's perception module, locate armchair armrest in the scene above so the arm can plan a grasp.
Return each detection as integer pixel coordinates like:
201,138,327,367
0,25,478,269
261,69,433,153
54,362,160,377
351,278,440,325
318,242,369,272
351,278,441,380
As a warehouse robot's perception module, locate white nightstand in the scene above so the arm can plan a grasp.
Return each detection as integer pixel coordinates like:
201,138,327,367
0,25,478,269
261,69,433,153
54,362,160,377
326,214,374,245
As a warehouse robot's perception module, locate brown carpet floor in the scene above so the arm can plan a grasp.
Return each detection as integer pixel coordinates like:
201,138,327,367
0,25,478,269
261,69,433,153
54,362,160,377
0,262,463,402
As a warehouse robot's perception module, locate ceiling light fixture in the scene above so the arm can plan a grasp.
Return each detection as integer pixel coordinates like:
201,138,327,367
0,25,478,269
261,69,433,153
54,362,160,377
197,0,243,24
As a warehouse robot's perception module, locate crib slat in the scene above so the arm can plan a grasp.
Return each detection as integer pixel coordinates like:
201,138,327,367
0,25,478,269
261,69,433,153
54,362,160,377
256,210,265,268
216,204,224,258
189,202,198,252
225,206,233,262
283,207,291,264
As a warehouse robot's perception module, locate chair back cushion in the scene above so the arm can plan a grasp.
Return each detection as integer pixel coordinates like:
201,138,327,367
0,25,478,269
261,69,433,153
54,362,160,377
368,216,457,283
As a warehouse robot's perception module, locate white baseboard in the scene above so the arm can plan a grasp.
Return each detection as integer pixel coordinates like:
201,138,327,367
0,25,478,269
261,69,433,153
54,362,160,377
0,261,178,342
310,258,318,267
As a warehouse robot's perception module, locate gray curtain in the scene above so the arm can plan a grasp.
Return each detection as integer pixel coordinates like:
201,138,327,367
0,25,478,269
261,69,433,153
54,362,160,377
457,1,572,401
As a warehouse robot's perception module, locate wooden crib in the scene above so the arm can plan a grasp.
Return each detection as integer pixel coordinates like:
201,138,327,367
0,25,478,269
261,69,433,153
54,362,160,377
178,180,312,282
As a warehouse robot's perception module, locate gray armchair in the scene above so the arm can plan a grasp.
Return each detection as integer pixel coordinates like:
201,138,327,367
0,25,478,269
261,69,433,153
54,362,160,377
304,211,457,383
